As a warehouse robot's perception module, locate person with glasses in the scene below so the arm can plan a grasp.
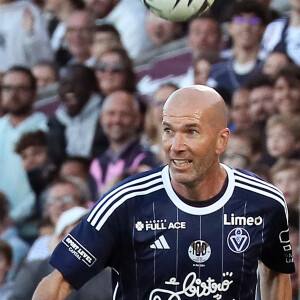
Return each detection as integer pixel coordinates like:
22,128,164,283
94,47,137,98
207,0,269,98
26,178,89,262
0,66,48,230
63,10,96,67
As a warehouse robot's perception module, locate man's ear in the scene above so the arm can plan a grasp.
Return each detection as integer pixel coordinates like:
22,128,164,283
216,128,230,155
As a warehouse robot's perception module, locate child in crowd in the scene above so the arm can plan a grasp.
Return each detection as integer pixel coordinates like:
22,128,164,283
270,159,300,211
266,114,300,162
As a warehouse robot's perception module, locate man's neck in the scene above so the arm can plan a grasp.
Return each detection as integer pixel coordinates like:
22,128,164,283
233,46,259,64
109,136,136,156
9,112,32,127
290,9,300,27
171,163,227,201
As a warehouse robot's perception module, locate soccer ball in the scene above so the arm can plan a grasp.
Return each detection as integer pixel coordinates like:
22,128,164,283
142,0,215,22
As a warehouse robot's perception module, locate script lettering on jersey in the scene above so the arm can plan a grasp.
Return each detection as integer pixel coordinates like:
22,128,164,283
149,271,233,299
62,234,97,267
224,213,263,226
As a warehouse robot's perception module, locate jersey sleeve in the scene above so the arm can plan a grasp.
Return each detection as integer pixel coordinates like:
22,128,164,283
50,205,120,289
260,201,295,274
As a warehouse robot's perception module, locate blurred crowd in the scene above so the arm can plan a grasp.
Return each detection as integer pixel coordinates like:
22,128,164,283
0,0,299,299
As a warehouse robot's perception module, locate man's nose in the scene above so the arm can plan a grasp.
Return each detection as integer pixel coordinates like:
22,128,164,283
170,133,186,152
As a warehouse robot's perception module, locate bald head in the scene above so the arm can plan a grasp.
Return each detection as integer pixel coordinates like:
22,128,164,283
163,85,228,131
102,90,139,113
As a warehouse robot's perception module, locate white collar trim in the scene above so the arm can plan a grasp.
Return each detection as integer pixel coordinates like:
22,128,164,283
161,163,235,215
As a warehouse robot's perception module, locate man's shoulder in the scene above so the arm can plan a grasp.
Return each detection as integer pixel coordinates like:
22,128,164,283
102,165,165,199
232,167,286,208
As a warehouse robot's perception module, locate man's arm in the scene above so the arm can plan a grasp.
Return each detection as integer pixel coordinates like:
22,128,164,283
259,262,292,300
32,269,73,300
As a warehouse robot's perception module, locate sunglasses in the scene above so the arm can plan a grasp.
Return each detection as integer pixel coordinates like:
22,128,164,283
95,63,125,73
232,16,262,25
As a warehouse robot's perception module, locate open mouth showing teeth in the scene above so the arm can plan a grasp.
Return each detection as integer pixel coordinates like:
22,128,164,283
173,160,191,166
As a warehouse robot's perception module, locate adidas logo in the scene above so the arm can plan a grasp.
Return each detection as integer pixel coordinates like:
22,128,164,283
150,235,170,250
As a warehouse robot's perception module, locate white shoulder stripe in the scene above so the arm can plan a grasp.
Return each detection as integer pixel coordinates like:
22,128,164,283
235,174,284,200
233,169,283,196
235,182,288,221
93,184,164,231
89,178,163,226
87,170,162,223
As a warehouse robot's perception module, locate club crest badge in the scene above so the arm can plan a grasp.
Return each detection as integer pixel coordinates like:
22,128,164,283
227,228,250,253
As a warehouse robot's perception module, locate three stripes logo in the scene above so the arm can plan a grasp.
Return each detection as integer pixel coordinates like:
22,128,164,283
150,235,170,250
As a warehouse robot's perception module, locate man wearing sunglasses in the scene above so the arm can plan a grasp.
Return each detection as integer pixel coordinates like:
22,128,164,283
207,0,268,98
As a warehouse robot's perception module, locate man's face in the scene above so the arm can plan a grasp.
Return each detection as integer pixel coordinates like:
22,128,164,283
267,124,297,158
272,168,300,207
145,12,179,46
229,13,265,49
59,69,91,117
92,31,121,58
162,91,226,187
21,145,47,171
231,89,252,130
65,12,93,59
188,18,220,57
273,77,300,114
1,71,35,116
47,183,81,225
249,86,275,123
32,65,56,89
84,0,116,19
100,92,139,143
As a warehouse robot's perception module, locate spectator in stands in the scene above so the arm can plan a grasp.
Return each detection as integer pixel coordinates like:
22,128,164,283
32,61,59,101
180,51,222,87
59,156,99,202
145,11,185,48
0,192,29,280
222,128,264,168
0,66,48,226
95,48,137,97
64,10,95,67
9,206,112,300
273,63,300,115
0,0,53,72
95,0,151,59
270,159,300,211
84,0,116,19
260,0,300,66
144,83,178,163
43,0,85,68
187,15,223,60
0,240,13,300
90,90,159,196
92,24,123,60
14,130,57,219
266,114,300,162
207,0,268,97
47,64,108,167
246,73,277,132
229,88,253,131
263,51,290,78
26,178,89,262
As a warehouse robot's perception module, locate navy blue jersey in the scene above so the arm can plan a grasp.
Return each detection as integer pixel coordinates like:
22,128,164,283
50,164,295,300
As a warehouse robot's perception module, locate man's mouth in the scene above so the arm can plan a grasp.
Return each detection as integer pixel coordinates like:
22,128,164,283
173,160,191,166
